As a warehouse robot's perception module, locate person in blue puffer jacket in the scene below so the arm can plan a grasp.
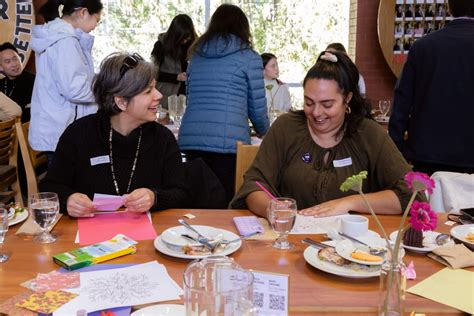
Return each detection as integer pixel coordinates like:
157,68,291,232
178,4,269,205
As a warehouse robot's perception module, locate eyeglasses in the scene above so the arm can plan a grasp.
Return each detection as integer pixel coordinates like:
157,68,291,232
119,53,144,79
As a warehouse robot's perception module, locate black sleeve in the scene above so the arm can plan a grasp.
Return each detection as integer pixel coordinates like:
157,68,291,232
150,131,190,210
39,128,79,213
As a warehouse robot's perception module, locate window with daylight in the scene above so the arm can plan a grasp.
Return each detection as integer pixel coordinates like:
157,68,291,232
92,0,351,109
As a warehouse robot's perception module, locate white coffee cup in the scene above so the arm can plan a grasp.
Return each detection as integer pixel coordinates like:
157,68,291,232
341,215,369,238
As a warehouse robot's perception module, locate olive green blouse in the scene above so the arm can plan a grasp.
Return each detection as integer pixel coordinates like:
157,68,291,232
230,111,416,211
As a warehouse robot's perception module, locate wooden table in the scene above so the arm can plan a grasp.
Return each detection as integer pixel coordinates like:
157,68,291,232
0,210,470,315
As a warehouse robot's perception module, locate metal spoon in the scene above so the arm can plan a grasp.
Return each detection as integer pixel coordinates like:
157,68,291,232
338,232,387,255
435,233,451,246
178,218,213,249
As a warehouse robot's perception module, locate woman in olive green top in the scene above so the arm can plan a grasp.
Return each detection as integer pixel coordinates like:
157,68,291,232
231,51,417,218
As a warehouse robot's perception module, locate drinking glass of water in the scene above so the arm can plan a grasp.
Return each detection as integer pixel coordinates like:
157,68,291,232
30,192,59,243
0,206,9,262
267,197,297,249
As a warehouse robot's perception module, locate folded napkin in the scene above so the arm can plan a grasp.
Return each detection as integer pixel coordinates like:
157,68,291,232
245,218,278,241
428,244,474,269
15,214,62,236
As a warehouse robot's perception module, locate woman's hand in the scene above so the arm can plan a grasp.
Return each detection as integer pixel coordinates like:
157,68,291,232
67,193,96,217
299,197,351,217
177,72,187,82
124,188,155,213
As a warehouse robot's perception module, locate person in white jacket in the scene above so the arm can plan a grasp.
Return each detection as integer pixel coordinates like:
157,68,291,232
30,0,103,166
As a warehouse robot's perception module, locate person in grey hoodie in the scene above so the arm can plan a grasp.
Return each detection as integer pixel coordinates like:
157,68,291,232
30,0,103,166
178,4,269,204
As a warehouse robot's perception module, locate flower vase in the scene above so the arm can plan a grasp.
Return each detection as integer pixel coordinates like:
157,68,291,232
378,252,406,316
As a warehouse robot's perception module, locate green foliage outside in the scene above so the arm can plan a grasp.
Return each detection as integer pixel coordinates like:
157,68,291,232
92,0,350,109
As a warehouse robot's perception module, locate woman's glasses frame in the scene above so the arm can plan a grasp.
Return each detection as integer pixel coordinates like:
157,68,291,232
119,53,144,79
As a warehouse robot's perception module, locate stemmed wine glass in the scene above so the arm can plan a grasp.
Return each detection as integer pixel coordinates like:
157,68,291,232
0,206,9,262
30,192,59,243
267,197,297,249
378,100,391,117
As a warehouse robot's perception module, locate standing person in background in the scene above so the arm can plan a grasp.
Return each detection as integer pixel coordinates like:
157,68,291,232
179,4,269,205
0,42,35,122
325,43,366,98
150,14,197,109
261,53,292,113
30,0,103,166
389,0,474,175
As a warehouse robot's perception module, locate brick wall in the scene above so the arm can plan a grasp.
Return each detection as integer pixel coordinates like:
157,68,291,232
353,0,398,107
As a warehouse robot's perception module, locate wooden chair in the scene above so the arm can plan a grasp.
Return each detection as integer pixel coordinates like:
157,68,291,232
234,141,260,193
0,118,23,206
15,121,48,199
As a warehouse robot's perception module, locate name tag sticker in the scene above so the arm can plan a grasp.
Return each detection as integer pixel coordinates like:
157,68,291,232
333,157,352,168
90,155,110,166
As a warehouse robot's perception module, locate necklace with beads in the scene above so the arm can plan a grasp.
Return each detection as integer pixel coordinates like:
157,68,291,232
109,126,142,195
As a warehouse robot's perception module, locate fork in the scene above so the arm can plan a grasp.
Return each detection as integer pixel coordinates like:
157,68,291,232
178,219,214,249
302,238,334,249
338,232,387,255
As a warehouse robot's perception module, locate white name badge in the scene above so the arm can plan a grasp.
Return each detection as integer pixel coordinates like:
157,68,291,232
333,157,352,168
90,155,110,166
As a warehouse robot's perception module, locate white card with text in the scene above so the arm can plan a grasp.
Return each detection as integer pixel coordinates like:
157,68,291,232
251,270,289,316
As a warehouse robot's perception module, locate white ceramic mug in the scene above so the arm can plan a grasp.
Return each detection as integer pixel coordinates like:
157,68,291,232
341,215,369,238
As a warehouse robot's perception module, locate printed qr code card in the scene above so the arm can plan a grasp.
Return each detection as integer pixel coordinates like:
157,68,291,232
250,270,289,316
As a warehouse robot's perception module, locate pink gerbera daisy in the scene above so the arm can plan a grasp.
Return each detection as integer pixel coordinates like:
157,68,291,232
409,201,437,231
404,171,435,194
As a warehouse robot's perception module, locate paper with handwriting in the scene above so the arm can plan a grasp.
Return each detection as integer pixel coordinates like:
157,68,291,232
290,214,350,234
53,261,182,316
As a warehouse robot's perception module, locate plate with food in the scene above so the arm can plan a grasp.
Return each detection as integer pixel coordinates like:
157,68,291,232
303,245,381,278
335,239,385,265
390,229,455,253
154,226,242,259
450,224,474,250
8,204,28,226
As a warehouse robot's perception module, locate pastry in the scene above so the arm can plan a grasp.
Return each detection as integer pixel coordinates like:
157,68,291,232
403,227,423,247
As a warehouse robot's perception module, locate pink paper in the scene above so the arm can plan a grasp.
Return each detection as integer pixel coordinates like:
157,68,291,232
78,212,157,245
92,194,124,211
404,260,417,280
36,271,80,291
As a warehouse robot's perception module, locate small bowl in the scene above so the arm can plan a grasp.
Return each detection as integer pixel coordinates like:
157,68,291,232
450,224,474,250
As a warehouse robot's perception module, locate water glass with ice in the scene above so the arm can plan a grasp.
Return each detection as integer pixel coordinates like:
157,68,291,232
267,197,297,249
30,192,59,243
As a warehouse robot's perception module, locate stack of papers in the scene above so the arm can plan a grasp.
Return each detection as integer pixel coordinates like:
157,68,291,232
54,261,183,315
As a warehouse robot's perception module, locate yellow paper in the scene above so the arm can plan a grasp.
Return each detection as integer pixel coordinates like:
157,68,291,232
407,268,474,314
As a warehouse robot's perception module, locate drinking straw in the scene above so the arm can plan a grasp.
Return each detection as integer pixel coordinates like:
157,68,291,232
255,181,277,200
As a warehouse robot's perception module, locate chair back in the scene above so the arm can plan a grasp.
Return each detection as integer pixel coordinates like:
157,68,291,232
15,121,47,198
234,141,259,193
429,171,474,213
0,118,22,205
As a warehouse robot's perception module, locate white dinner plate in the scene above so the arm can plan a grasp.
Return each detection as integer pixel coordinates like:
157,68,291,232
303,246,381,278
154,229,242,259
8,210,28,226
161,225,224,251
450,224,474,250
131,304,185,316
335,239,385,266
390,230,455,253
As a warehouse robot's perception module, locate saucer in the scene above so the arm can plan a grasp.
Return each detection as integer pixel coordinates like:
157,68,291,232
131,304,185,316
390,230,455,253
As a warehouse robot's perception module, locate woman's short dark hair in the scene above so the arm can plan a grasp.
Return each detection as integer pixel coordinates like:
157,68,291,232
448,0,474,17
190,4,252,56
159,14,197,61
303,50,372,137
261,53,277,68
93,52,157,116
39,0,103,22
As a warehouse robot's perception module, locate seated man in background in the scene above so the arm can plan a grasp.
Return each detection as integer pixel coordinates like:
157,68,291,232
0,42,35,122
0,92,22,121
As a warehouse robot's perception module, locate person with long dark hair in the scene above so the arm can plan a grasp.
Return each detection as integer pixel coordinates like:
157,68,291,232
40,53,189,216
231,51,420,217
150,14,197,109
30,0,103,166
178,4,269,205
261,53,291,113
